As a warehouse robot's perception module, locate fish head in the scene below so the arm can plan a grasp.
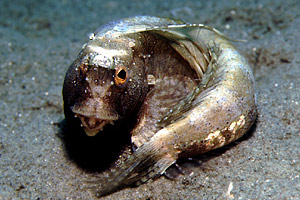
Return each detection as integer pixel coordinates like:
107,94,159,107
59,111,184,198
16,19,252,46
63,36,148,136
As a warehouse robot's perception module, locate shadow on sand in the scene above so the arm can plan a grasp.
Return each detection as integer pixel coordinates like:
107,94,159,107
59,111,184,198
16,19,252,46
56,118,132,172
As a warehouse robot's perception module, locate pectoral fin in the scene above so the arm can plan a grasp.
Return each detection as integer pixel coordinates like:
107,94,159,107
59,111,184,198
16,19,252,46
92,139,176,197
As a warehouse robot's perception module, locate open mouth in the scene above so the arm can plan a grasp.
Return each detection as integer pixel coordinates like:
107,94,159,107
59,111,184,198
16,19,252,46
71,100,119,136
75,114,114,136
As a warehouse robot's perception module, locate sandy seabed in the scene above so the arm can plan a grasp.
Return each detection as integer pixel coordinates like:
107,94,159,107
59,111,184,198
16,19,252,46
0,0,299,199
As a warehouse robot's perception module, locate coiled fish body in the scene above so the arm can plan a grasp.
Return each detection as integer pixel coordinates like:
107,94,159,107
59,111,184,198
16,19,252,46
63,16,257,197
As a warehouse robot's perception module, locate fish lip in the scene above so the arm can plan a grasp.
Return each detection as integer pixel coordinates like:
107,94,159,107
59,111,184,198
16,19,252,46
71,104,119,121
74,114,115,136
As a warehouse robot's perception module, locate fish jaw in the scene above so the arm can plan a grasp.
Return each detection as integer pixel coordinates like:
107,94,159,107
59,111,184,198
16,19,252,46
71,99,119,136
74,114,114,136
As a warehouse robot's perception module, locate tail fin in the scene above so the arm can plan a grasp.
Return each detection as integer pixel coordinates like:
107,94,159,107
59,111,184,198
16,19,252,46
92,139,176,197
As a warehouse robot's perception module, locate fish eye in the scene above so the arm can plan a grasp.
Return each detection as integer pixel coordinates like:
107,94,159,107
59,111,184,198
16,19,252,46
114,66,128,87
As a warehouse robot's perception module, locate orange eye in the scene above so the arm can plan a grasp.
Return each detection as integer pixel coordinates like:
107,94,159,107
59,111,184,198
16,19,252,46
114,66,128,87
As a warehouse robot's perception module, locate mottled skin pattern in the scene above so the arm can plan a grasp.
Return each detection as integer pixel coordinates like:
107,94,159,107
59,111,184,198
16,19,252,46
62,16,257,197
130,32,200,148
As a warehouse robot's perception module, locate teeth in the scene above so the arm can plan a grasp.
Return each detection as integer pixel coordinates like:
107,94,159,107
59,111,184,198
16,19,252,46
76,115,114,136
84,127,102,136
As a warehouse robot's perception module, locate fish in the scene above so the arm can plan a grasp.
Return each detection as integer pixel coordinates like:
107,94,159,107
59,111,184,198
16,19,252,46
62,16,257,197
